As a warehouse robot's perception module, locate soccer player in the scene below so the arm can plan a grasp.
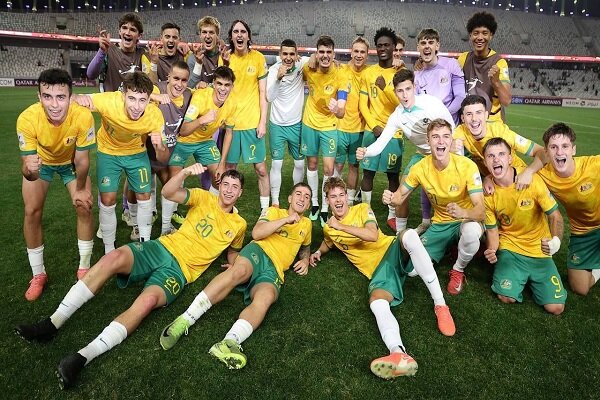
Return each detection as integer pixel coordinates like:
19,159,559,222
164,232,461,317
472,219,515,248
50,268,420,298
87,13,149,92
74,72,167,251
147,22,188,83
224,20,270,210
414,28,465,125
335,37,369,206
159,183,312,370
266,39,308,207
358,27,402,231
453,95,546,186
187,16,223,89
148,61,193,235
482,138,566,314
357,69,455,235
17,69,96,301
301,35,348,225
15,166,247,389
537,123,600,296
168,66,236,201
392,35,406,69
310,177,455,380
458,11,511,122
383,119,484,295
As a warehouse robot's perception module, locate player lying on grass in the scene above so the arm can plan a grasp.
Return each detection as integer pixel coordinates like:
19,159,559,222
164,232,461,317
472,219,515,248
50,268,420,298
309,177,456,380
482,137,566,314
159,183,313,370
15,166,247,389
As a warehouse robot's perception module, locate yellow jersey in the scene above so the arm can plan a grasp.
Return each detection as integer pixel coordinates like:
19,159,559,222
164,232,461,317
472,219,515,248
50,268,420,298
17,102,95,165
159,188,247,283
223,50,267,130
323,203,394,279
181,87,236,143
485,171,558,258
92,91,166,156
404,153,483,223
359,64,400,133
302,64,350,131
255,207,312,281
453,120,533,174
537,156,600,236
338,64,365,133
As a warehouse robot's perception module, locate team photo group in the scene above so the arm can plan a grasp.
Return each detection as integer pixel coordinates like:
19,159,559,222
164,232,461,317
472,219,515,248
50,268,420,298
13,8,599,390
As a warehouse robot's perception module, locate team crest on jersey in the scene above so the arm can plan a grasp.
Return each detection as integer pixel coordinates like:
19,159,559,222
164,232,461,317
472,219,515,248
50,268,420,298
251,252,259,264
299,230,305,237
186,105,197,117
247,66,256,74
500,279,512,290
277,229,289,238
515,134,528,146
272,148,282,158
172,154,183,162
519,199,533,210
17,132,26,149
473,173,482,186
449,184,459,192
86,127,95,142
301,143,308,152
132,242,144,250
225,230,233,238
440,76,449,85
571,253,581,265
498,212,511,226
324,85,334,95
65,136,76,146
100,176,111,187
579,182,593,194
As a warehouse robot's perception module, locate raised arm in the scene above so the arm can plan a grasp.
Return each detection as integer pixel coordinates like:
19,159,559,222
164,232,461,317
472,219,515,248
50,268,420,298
162,163,207,204
252,212,300,241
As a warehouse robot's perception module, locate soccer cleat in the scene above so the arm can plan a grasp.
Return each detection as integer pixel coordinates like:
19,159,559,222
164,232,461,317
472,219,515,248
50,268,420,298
161,225,178,236
159,315,191,351
25,273,48,301
15,317,57,342
309,206,320,221
96,226,103,239
370,352,418,379
171,211,185,225
319,212,328,228
152,211,158,224
121,209,134,227
434,305,456,337
130,226,140,241
447,269,467,295
415,221,431,236
208,339,247,369
56,353,87,390
76,268,89,280
386,217,397,232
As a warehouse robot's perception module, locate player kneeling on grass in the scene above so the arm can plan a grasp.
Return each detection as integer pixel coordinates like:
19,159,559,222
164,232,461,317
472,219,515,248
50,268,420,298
159,183,313,369
482,138,566,315
15,165,247,389
309,177,455,380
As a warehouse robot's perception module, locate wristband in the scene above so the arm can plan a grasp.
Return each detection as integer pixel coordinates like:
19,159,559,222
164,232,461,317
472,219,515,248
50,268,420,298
150,62,157,72
314,250,321,257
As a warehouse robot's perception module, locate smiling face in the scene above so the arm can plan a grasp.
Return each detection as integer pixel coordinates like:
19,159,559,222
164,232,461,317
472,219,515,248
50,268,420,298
546,134,576,176
326,186,349,219
351,42,368,69
428,125,453,163
279,45,297,69
231,22,249,54
394,79,415,109
317,45,334,69
161,28,180,57
461,102,489,139
212,76,233,106
122,89,149,121
119,22,141,52
417,37,440,65
470,26,493,55
199,24,218,52
167,66,189,99
219,175,243,208
484,142,513,182
288,186,311,215
38,83,70,126
393,42,403,59
376,35,394,63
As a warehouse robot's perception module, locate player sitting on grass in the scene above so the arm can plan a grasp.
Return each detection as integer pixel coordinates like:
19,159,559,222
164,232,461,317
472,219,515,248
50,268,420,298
15,166,247,389
159,183,313,370
482,137,566,314
310,177,455,380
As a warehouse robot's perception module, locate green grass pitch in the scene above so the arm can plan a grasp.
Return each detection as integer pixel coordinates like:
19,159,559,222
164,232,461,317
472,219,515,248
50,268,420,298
1,87,599,399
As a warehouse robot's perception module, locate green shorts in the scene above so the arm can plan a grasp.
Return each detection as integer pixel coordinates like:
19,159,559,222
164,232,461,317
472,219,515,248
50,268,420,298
368,238,413,307
118,240,186,305
360,130,403,173
567,227,600,270
402,153,425,176
226,129,266,164
336,131,363,164
169,141,221,167
236,242,282,305
269,121,304,161
300,124,337,158
39,164,76,185
97,151,152,194
492,249,567,305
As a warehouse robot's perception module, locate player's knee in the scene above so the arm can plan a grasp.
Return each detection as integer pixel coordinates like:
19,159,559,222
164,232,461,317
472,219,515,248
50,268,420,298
24,203,43,221
369,289,392,304
399,229,419,252
461,222,482,244
135,293,162,315
254,164,268,177
569,276,591,296
497,294,516,304
99,248,129,273
252,287,278,307
228,263,253,285
75,203,92,217
544,303,565,315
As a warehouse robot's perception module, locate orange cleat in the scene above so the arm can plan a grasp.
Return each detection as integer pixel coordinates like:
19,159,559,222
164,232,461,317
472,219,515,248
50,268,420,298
25,273,48,301
434,305,456,336
447,269,466,295
370,352,418,379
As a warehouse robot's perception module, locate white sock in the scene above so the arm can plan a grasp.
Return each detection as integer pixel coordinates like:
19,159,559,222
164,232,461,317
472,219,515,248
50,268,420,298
150,174,157,213
78,321,127,364
183,291,212,324
592,269,600,284
332,168,340,178
321,175,332,212
224,319,254,345
260,196,270,210
388,204,396,219
396,217,408,232
99,203,117,253
293,159,305,184
127,201,138,226
347,189,356,206
307,169,319,206
27,245,45,276
209,186,219,196
370,298,405,354
362,190,372,205
161,195,176,233
421,218,431,226
454,222,482,272
137,199,153,241
402,230,445,306
270,159,283,205
51,280,94,328
77,239,94,269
